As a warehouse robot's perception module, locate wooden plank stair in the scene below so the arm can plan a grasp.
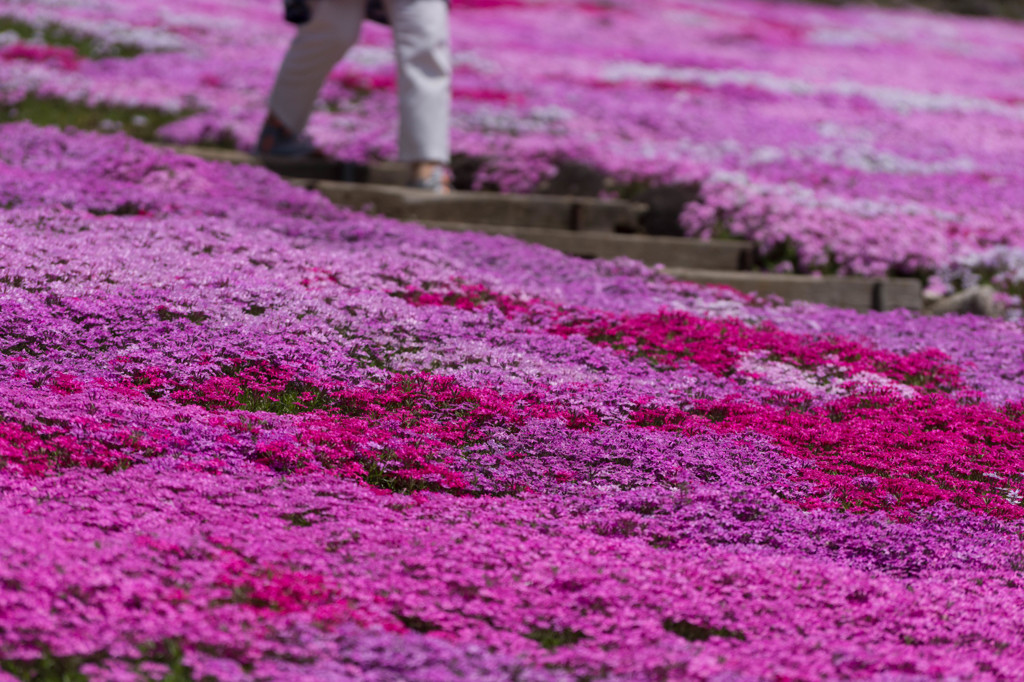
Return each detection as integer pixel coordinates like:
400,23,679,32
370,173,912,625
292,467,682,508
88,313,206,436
167,145,923,311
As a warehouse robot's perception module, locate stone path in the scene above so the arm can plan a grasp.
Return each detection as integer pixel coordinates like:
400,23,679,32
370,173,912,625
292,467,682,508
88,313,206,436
168,145,923,312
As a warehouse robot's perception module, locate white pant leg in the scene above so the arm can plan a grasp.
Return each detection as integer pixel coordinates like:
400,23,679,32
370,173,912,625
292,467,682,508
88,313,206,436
384,0,452,163
269,0,364,134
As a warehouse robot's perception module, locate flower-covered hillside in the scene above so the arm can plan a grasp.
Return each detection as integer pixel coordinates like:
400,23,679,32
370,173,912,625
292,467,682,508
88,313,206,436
3,0,1024,291
2,122,1024,680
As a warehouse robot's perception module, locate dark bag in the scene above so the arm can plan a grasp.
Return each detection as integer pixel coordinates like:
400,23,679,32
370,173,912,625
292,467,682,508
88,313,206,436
366,0,389,24
284,0,311,24
284,0,390,25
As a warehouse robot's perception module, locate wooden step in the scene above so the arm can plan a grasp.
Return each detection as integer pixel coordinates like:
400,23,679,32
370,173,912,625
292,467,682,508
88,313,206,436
307,180,647,232
168,145,647,231
163,144,924,312
665,268,922,312
424,221,753,270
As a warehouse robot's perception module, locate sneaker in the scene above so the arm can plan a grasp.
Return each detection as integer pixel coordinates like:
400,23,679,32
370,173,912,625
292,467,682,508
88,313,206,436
408,164,452,194
255,116,323,158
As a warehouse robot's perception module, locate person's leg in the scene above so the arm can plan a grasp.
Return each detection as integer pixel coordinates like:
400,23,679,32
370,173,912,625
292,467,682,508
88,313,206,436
385,0,452,188
265,0,365,141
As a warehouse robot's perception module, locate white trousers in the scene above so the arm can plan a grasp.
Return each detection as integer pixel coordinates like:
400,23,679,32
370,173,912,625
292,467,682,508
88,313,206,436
269,0,452,163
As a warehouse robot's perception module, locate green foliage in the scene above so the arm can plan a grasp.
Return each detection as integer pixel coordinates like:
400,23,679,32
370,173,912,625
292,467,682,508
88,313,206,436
662,618,747,642
360,458,451,495
155,307,209,325
525,627,587,650
235,382,334,415
2,655,92,682
0,16,145,58
395,613,444,633
1,95,188,142
0,640,204,681
279,507,331,527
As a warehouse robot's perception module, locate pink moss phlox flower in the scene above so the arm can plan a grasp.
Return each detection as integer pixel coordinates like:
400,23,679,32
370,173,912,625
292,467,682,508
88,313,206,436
2,122,1024,679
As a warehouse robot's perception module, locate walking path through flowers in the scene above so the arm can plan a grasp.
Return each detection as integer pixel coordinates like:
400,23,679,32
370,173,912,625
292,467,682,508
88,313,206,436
4,0,1024,295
